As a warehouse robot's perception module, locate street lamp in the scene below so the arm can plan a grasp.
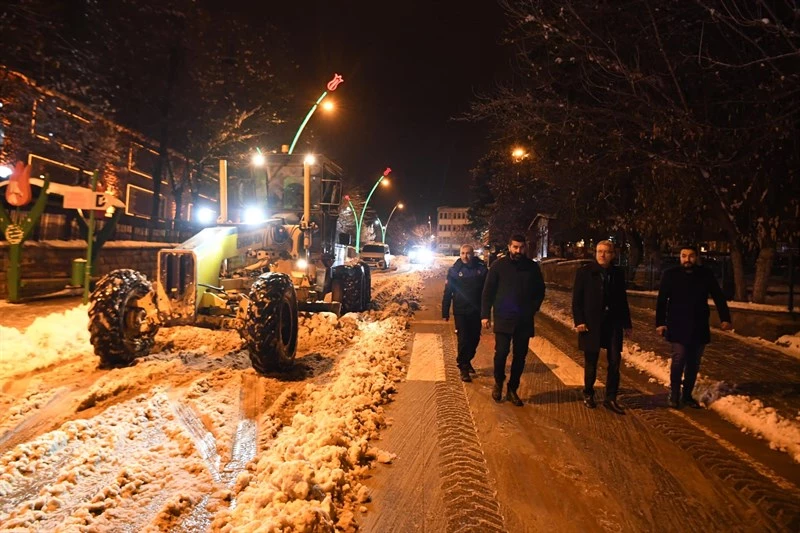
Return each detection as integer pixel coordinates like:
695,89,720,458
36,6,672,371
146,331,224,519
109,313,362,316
345,167,392,254
251,149,266,167
302,154,317,263
380,201,404,243
288,73,344,155
511,147,529,161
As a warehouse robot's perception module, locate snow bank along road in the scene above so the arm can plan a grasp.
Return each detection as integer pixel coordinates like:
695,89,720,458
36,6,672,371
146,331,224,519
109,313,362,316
0,266,422,531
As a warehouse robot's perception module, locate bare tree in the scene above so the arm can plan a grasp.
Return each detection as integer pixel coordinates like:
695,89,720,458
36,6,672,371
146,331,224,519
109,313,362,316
468,0,799,301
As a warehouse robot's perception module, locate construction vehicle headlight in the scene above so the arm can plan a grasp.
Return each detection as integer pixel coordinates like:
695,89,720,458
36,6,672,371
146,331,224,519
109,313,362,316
197,207,216,224
244,207,266,224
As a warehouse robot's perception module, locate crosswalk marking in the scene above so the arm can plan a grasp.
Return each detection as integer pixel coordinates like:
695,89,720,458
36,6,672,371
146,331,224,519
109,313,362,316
406,333,446,381
530,336,602,387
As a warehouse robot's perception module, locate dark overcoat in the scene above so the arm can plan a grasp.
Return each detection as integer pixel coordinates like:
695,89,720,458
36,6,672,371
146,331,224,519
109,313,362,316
442,257,488,317
572,262,632,352
481,255,545,335
655,265,731,345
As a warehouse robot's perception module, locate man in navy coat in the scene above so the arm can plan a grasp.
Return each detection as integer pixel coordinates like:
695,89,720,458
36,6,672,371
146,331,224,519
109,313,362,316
656,245,732,408
443,244,488,382
572,240,632,414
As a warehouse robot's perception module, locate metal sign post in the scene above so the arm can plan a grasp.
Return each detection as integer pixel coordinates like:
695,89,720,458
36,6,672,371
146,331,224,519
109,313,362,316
83,171,98,304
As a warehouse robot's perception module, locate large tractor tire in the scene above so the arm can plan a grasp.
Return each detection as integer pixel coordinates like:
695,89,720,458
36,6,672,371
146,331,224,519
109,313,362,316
241,273,298,374
88,269,160,367
331,264,366,314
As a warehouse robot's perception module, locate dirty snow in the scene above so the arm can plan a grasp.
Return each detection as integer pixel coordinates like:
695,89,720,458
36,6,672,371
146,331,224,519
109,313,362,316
540,298,800,463
0,268,422,531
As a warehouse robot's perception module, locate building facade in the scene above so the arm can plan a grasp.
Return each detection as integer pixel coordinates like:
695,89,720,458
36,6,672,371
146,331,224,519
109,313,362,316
0,66,216,241
436,206,473,255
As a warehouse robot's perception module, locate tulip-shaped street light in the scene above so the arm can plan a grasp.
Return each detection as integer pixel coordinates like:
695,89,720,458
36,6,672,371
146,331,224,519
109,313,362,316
288,73,344,155
345,168,392,254
379,202,404,243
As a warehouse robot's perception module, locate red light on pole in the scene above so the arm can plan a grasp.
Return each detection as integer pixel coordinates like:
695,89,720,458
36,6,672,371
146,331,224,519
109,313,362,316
327,74,344,91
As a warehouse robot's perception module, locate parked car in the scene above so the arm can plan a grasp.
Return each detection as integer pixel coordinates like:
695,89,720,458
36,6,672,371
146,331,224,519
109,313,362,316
360,242,392,269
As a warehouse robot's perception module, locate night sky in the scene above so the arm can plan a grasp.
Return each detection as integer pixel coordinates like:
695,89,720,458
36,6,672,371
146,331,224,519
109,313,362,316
231,1,509,222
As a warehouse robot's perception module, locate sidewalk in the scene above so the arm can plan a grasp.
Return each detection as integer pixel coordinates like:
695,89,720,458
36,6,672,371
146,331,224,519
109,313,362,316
541,286,800,459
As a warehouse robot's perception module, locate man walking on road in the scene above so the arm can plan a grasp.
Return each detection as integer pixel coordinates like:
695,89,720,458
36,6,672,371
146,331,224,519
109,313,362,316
572,240,632,414
481,234,546,406
656,245,732,409
443,244,488,382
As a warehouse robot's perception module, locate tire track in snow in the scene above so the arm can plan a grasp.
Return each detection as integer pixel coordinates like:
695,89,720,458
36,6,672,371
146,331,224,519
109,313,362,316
435,332,507,533
170,373,262,531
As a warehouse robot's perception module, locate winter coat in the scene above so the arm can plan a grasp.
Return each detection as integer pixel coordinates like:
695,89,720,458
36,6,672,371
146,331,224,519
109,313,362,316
572,262,632,352
442,257,488,318
481,255,546,335
656,265,731,345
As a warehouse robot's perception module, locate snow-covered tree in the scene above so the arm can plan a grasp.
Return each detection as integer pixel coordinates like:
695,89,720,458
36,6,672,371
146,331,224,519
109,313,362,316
468,0,799,301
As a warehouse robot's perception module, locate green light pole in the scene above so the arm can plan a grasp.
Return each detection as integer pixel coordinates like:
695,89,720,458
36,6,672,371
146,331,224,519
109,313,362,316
345,168,392,254
288,73,344,155
380,201,403,243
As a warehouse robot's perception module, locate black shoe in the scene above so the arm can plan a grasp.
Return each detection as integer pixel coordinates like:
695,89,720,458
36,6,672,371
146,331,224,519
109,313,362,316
492,383,503,402
467,363,477,374
603,399,625,414
682,397,702,409
459,368,472,382
506,388,523,407
668,392,681,409
583,395,596,409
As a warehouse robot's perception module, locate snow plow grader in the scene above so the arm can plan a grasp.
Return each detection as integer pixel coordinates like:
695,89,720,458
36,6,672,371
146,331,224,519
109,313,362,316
87,155,371,374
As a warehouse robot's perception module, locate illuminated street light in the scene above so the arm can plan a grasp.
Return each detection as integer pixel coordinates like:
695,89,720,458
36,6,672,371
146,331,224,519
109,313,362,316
252,150,266,167
380,201,404,242
288,73,344,155
511,147,528,161
345,167,392,254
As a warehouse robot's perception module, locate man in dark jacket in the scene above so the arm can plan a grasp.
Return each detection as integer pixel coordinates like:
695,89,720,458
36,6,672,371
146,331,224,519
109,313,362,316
481,234,546,406
656,245,732,409
443,244,488,382
572,240,632,414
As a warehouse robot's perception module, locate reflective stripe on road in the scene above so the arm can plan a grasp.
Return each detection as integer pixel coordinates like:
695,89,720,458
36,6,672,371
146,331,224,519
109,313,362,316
406,333,446,381
529,335,602,388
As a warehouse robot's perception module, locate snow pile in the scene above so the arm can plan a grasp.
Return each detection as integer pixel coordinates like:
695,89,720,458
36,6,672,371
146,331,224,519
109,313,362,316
775,331,800,356
0,266,426,531
0,386,62,436
369,270,425,318
213,315,409,531
297,312,358,354
154,326,244,355
540,299,800,463
0,305,91,376
0,392,212,531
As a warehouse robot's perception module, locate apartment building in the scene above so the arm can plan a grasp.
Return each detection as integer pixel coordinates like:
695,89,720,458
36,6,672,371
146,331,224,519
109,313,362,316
436,206,472,255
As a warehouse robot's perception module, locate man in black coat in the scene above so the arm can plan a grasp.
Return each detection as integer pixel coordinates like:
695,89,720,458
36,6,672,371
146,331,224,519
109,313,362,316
481,234,546,406
572,240,632,414
443,244,488,382
656,245,732,409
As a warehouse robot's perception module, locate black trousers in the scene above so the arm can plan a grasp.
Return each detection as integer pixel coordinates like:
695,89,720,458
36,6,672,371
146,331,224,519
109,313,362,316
583,327,622,400
454,313,481,369
493,324,530,391
669,342,705,399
